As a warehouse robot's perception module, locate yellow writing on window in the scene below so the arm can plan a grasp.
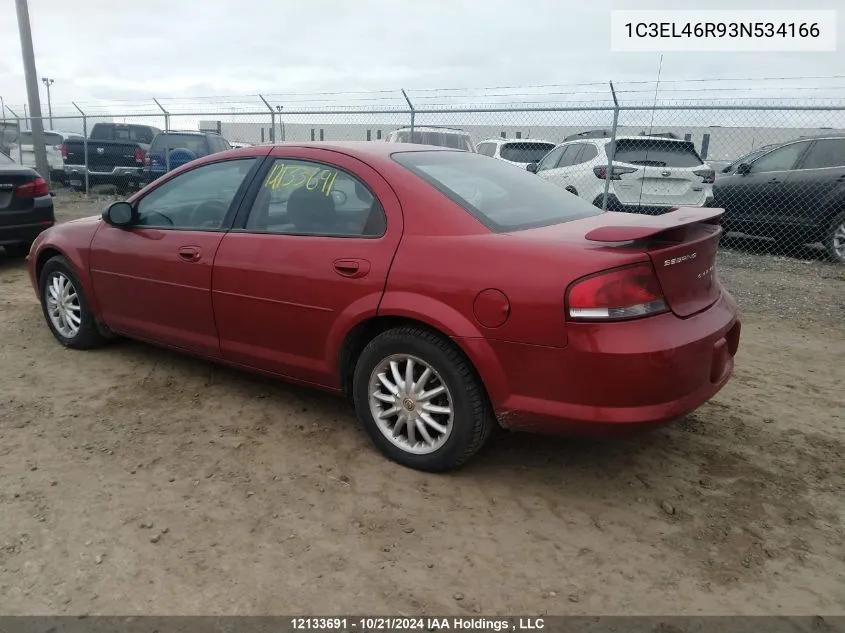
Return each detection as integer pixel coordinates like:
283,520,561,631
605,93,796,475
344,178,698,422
263,162,338,196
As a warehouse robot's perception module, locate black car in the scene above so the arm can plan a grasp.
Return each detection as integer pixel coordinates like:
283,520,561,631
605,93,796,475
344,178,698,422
0,152,55,257
713,135,845,263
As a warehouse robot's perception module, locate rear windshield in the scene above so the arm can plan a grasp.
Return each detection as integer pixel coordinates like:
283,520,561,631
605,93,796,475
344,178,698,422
391,130,473,151
151,134,210,156
610,139,703,168
17,132,64,146
91,125,156,144
392,150,601,232
499,142,556,163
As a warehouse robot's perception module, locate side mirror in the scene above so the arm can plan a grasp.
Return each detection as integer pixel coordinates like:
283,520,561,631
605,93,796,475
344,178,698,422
735,163,752,175
526,162,538,173
102,201,134,227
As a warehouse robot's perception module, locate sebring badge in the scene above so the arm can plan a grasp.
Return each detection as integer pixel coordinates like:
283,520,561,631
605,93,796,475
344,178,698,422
664,252,697,267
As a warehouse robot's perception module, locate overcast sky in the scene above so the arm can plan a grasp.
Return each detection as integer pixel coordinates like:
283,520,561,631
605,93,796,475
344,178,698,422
1,0,844,115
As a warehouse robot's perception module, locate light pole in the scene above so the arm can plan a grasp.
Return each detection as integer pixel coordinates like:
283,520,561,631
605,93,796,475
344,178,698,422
14,0,49,180
41,77,54,129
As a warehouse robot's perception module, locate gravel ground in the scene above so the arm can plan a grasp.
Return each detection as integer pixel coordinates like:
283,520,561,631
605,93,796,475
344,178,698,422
0,194,843,615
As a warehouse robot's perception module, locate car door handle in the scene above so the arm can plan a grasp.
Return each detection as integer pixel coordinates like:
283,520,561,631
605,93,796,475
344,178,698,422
768,178,782,184
333,258,370,278
178,246,201,262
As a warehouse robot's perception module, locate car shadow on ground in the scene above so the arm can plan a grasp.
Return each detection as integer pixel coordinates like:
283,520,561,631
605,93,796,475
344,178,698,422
720,233,829,261
102,336,719,480
0,249,29,270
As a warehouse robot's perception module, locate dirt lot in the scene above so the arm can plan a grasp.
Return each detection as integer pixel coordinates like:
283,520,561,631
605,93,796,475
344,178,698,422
1,194,843,615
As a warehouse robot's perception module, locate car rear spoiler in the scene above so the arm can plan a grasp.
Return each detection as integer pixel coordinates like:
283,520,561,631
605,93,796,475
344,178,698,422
584,207,725,243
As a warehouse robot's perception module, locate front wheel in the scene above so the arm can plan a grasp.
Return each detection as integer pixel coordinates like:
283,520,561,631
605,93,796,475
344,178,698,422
39,256,106,349
352,326,494,472
824,211,845,264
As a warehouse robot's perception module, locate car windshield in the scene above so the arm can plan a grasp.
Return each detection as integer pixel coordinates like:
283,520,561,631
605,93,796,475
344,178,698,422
499,142,556,163
151,134,209,156
392,130,473,151
393,150,602,232
610,138,704,168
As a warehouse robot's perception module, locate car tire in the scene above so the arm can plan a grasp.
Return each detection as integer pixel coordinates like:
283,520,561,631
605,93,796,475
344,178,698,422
352,326,494,472
823,211,845,264
39,256,106,350
3,242,31,258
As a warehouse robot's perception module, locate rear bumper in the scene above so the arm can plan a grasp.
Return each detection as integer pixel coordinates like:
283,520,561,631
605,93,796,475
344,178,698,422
0,196,55,246
594,193,715,215
463,290,740,437
64,165,143,187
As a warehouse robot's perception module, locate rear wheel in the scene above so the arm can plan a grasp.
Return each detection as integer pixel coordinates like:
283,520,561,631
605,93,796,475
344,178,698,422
39,256,106,349
352,326,493,472
823,212,845,264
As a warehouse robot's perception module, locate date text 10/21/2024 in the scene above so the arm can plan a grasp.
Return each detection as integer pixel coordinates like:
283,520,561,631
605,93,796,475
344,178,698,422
290,618,547,632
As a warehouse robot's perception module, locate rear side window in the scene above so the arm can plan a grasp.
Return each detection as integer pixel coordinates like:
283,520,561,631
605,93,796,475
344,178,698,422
151,134,210,157
91,125,155,144
800,139,845,170
393,150,601,232
610,139,703,167
499,142,556,163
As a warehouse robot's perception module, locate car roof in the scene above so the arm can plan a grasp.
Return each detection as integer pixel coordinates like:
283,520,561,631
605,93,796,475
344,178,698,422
479,138,556,145
391,126,470,134
157,130,217,136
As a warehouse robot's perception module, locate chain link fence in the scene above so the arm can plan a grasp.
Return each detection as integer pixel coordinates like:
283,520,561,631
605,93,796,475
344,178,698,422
3,90,845,263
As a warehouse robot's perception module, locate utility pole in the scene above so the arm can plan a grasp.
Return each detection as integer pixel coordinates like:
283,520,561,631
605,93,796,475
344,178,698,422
41,77,54,129
15,0,50,180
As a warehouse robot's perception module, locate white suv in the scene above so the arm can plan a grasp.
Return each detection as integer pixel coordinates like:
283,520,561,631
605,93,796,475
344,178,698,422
476,138,557,167
529,136,714,213
385,127,475,152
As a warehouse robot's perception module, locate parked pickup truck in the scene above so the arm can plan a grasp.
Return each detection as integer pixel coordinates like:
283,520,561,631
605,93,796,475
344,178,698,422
63,122,161,193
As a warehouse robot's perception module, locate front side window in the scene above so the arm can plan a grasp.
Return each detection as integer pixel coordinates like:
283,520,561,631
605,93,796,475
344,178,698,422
556,144,583,168
749,142,809,173
536,145,564,172
393,150,601,232
135,158,256,229
244,159,386,237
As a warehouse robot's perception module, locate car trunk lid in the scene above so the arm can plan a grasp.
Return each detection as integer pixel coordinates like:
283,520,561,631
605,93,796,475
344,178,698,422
0,167,36,211
584,207,724,318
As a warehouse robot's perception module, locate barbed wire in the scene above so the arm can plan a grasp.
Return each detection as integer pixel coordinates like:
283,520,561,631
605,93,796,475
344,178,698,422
7,75,845,115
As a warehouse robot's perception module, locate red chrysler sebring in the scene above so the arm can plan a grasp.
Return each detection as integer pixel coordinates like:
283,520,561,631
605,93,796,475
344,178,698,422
27,142,740,472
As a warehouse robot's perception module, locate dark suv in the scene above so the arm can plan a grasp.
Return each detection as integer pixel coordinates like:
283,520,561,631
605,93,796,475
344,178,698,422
143,131,231,184
0,151,54,257
713,135,845,263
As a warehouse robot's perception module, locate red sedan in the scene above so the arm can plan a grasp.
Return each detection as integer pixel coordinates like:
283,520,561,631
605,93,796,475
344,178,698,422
27,142,740,472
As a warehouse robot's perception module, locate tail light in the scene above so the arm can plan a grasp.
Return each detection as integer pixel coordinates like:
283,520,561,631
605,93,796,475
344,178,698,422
144,152,151,166
134,147,144,163
566,263,668,321
593,165,637,180
60,144,68,159
16,177,50,199
694,167,715,184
